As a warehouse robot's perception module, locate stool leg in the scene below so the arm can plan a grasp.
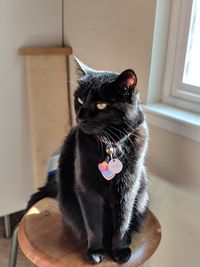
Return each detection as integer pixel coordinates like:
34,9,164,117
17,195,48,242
8,225,19,267
4,215,11,238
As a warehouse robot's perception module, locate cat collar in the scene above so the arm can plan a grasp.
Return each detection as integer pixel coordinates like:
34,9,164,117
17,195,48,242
97,132,132,181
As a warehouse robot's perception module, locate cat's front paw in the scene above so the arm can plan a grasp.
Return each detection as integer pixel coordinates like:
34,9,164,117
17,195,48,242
112,247,131,263
87,249,104,264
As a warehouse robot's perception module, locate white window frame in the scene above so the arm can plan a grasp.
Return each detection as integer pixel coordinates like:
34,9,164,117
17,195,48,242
162,0,200,114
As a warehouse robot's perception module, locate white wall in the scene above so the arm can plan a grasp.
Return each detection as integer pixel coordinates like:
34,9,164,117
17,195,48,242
0,0,62,216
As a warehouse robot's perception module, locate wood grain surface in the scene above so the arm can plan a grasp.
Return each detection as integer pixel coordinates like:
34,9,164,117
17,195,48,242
18,198,161,267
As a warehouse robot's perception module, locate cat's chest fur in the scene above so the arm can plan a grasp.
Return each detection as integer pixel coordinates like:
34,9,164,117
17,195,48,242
75,130,110,195
74,128,140,198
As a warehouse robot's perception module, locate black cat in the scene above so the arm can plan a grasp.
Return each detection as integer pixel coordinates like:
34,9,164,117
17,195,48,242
27,58,149,264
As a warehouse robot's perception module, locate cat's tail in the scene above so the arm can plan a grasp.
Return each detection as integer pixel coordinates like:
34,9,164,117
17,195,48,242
25,150,60,212
26,173,58,212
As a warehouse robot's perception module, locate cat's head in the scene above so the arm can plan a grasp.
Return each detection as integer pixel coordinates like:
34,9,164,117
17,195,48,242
74,58,141,135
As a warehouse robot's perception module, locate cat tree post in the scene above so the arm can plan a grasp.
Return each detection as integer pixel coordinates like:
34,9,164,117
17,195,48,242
19,47,72,190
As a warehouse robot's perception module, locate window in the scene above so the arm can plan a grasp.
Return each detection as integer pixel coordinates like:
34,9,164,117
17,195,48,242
183,0,200,87
162,0,200,113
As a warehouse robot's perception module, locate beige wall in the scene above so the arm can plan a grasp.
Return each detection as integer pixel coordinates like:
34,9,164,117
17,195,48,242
0,0,62,215
1,0,199,215
64,0,157,105
147,125,200,194
64,0,200,194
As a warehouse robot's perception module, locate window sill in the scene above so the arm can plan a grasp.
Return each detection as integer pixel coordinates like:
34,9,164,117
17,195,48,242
142,103,200,142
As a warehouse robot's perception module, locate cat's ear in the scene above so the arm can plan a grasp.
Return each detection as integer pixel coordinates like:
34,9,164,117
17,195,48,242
115,69,137,90
74,57,94,77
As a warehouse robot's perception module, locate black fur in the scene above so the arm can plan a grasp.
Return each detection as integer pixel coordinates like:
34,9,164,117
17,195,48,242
27,60,149,264
26,173,57,212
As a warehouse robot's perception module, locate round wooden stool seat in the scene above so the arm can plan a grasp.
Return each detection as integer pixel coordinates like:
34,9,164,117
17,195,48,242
18,198,161,267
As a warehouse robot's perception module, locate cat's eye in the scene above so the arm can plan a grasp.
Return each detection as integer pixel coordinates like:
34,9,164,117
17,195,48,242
97,103,107,110
78,97,83,105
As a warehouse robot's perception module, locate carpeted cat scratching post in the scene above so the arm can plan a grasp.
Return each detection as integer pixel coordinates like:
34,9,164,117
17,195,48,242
19,47,72,189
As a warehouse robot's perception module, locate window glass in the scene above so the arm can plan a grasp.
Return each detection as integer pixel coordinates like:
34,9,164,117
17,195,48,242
183,0,200,87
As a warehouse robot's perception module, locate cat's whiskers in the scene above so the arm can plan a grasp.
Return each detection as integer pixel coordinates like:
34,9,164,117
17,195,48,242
102,129,115,144
103,124,133,148
98,133,113,159
107,125,127,137
121,121,141,147
123,121,138,135
102,129,130,161
108,124,137,138
107,125,137,149
78,119,138,155
101,130,112,145
106,128,132,158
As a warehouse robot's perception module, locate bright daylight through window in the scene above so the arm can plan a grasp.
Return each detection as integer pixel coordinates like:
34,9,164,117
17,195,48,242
183,0,200,88
162,0,200,113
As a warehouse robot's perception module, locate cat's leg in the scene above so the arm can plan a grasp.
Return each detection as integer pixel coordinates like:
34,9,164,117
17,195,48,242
60,192,87,241
134,176,149,232
111,182,140,263
111,174,149,263
77,189,105,264
58,128,87,240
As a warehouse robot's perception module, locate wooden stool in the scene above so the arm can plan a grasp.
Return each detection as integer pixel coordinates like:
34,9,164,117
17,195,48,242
17,198,161,267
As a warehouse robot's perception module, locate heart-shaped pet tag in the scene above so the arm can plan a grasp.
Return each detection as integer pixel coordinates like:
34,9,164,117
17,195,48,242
98,161,110,174
108,159,123,174
102,172,115,180
98,161,115,180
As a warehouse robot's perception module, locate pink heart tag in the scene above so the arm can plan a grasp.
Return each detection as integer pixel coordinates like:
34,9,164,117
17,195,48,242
98,161,115,180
